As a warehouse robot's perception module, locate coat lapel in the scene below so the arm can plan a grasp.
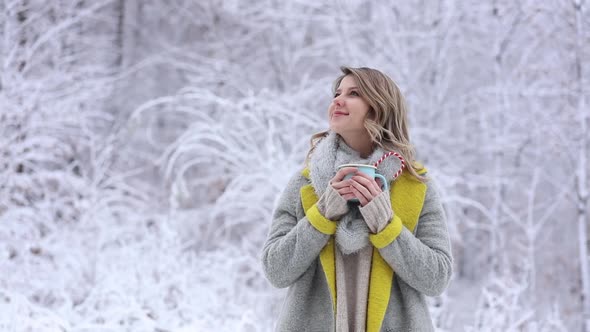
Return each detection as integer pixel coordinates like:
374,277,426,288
366,168,427,332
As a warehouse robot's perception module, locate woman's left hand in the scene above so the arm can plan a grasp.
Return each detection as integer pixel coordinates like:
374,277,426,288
349,171,384,207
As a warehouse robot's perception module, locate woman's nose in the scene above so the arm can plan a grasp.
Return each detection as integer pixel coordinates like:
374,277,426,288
333,96,344,107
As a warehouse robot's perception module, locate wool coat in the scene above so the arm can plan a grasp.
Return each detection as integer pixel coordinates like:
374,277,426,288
261,146,453,331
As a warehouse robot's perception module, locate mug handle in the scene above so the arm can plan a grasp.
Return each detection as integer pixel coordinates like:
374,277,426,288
375,174,389,192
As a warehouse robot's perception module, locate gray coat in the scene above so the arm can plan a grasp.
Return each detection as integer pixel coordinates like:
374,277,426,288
261,167,453,331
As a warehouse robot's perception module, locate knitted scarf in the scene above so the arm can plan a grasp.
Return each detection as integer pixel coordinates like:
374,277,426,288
308,131,403,254
308,131,403,331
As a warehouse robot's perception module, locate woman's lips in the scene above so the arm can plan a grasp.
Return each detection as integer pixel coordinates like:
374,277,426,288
333,111,348,116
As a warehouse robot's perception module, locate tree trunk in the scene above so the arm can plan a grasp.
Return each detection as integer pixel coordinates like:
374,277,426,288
573,0,589,330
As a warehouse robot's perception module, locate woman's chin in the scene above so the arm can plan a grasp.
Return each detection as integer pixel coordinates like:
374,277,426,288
329,121,343,129
328,124,341,134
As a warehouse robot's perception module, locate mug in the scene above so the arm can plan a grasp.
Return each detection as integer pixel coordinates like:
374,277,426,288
337,163,389,202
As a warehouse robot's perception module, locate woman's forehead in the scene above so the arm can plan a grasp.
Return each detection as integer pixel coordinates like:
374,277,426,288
337,75,358,89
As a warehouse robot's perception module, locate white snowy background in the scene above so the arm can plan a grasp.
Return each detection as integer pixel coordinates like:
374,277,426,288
0,0,588,331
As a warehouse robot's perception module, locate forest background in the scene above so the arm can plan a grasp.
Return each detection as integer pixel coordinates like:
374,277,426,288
0,1,589,331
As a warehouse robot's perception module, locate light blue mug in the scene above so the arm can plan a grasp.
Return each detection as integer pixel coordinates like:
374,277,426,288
337,163,389,202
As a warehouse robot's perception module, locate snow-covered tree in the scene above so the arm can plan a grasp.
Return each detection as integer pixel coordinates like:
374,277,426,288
1,0,588,331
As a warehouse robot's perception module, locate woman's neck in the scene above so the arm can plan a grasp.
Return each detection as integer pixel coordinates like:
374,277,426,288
339,132,374,158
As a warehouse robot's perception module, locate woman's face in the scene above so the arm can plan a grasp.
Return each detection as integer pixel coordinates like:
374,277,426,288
328,75,370,135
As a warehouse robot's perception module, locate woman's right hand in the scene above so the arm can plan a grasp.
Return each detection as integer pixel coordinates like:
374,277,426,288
329,167,358,201
317,167,357,221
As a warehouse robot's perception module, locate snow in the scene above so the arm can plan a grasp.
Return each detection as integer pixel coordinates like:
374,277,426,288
0,0,587,331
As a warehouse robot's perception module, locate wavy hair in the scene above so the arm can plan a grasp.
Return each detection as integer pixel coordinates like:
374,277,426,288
305,66,427,182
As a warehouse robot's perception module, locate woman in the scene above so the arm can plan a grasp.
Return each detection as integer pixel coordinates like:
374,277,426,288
261,66,453,331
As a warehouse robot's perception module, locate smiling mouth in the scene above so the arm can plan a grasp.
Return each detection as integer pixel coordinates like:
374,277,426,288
333,112,349,116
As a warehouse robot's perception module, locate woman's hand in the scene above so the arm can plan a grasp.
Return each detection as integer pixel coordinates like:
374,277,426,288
348,171,384,206
316,167,358,221
329,167,359,201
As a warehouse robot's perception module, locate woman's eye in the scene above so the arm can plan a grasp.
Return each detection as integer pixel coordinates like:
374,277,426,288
333,91,359,98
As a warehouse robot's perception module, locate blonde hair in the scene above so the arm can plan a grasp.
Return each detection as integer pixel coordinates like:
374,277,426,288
305,66,427,182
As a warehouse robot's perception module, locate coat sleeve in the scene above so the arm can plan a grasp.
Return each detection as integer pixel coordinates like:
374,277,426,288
369,177,453,296
260,171,332,288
